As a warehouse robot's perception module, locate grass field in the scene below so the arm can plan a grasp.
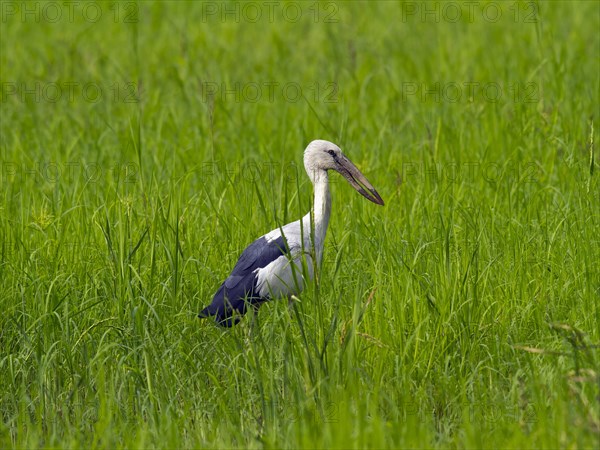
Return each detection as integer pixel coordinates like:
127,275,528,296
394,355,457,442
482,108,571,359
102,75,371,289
1,1,599,448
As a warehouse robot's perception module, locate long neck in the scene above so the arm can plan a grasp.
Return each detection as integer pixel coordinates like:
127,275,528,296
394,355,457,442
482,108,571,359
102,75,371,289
309,170,331,265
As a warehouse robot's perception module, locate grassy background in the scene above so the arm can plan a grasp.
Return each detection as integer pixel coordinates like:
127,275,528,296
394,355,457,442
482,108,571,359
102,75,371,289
1,1,599,448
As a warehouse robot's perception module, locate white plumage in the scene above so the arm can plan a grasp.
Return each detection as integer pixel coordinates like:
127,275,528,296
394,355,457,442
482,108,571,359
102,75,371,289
199,140,384,326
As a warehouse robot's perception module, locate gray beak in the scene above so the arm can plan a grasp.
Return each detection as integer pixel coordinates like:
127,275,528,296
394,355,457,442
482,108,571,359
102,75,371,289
335,156,384,206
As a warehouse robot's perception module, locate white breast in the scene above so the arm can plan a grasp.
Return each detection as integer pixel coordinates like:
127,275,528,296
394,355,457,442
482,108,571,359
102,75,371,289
254,251,314,298
254,215,319,298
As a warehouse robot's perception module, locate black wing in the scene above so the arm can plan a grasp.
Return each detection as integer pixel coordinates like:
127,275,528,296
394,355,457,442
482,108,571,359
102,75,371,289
199,234,288,327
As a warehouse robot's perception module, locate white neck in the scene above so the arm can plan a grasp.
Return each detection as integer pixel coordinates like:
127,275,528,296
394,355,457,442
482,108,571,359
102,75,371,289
305,169,331,266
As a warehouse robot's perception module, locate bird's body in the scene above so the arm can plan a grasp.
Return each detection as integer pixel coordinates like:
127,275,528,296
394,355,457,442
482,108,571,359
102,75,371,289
199,140,383,327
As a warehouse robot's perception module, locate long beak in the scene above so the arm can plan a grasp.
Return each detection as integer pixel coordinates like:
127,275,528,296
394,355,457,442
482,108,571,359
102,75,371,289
335,156,384,206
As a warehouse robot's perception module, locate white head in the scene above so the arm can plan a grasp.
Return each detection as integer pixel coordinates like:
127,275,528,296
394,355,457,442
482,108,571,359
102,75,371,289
303,140,384,205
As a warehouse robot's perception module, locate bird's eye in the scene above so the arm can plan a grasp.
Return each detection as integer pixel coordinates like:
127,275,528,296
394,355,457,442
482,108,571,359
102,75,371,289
327,150,336,156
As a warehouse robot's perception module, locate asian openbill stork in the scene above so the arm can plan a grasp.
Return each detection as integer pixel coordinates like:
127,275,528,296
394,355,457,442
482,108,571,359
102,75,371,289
198,140,384,326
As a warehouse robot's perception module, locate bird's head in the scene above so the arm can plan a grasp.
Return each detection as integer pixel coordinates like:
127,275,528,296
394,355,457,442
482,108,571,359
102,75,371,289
304,139,384,206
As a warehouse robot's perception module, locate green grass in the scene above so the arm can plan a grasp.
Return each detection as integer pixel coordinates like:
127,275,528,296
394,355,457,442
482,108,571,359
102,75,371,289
1,1,599,448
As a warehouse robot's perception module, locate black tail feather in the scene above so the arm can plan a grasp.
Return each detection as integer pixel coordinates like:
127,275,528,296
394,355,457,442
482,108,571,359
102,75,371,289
198,305,240,328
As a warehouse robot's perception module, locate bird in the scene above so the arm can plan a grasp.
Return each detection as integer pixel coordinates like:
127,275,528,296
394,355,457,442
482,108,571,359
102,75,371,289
198,140,384,327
